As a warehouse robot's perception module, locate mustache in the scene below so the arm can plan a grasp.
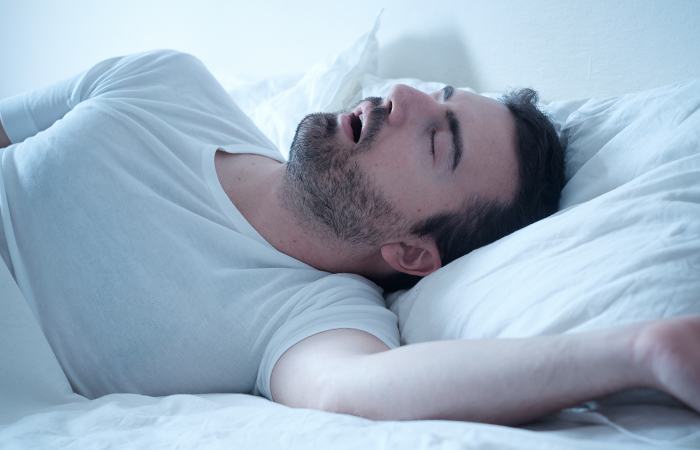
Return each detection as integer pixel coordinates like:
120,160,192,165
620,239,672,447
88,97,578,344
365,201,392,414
351,96,383,109
349,96,387,150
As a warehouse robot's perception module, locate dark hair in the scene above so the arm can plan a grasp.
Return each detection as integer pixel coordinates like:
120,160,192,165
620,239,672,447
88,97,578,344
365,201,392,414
373,88,565,292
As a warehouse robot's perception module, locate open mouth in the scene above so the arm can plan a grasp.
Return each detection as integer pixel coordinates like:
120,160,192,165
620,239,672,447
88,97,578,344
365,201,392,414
341,100,378,145
350,112,363,143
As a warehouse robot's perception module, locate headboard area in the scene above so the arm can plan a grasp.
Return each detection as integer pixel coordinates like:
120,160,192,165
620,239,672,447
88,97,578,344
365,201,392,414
2,0,699,102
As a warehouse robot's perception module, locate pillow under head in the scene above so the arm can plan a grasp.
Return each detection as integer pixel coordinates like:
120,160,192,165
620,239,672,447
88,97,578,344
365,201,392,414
387,80,700,343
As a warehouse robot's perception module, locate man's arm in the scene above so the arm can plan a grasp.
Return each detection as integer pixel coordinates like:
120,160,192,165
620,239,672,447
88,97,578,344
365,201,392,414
0,119,10,149
0,51,198,150
271,316,700,425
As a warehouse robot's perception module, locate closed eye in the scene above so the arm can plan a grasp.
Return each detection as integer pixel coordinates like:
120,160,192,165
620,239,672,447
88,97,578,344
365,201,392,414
430,129,436,156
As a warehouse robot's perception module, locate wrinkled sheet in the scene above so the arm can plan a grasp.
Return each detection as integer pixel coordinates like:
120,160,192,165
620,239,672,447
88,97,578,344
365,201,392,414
4,392,700,449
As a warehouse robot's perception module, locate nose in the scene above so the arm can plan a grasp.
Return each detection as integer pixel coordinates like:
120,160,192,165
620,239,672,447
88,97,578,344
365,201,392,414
384,84,439,127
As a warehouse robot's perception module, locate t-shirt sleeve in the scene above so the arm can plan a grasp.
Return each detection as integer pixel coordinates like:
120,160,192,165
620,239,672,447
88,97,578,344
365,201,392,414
255,273,400,401
0,69,88,144
0,50,209,145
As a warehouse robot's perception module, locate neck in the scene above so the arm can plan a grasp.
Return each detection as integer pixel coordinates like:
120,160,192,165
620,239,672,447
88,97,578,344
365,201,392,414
214,151,393,276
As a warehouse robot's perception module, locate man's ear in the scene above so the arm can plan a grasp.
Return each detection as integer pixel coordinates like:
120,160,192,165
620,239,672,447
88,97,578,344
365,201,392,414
379,239,442,277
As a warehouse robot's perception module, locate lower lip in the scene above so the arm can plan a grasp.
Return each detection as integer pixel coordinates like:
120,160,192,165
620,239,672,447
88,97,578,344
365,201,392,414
339,114,356,143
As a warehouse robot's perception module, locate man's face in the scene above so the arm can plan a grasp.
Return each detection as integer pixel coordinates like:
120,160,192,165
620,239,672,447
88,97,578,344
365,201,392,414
284,84,518,248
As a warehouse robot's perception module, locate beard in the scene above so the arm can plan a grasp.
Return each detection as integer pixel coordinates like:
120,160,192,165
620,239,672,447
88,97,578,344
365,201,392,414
283,98,407,248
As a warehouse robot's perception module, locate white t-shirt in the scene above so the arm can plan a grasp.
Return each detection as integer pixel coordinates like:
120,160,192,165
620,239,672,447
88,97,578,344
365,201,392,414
0,50,399,400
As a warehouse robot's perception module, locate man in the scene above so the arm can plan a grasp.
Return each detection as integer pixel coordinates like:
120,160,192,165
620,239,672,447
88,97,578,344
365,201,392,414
0,50,698,425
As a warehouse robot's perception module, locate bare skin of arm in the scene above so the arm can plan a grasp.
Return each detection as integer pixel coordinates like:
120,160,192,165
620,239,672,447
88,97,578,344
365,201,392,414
0,120,10,149
271,315,700,425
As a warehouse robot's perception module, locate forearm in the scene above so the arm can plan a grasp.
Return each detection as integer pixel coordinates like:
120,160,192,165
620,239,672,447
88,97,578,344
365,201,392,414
0,52,153,146
329,328,641,424
0,75,83,146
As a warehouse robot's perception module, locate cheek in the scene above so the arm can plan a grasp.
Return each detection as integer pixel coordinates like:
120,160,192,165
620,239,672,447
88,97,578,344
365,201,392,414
364,159,455,218
360,142,421,191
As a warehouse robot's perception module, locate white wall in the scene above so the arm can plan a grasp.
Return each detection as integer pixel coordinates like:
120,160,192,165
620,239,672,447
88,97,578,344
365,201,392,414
2,0,699,101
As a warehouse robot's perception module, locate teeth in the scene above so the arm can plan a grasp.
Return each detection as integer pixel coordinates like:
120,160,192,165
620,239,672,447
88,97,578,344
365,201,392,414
359,113,364,125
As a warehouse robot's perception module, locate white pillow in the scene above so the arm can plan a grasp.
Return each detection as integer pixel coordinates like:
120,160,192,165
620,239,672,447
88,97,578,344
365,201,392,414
226,15,381,159
386,80,700,343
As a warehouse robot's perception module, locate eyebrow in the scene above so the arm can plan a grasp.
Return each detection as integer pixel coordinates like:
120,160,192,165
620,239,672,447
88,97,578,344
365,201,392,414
442,86,463,172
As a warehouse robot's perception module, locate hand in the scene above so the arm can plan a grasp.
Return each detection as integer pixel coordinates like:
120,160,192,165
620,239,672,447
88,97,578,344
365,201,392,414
633,315,700,412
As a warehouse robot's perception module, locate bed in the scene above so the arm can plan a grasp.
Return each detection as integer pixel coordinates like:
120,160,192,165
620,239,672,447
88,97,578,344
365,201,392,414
2,8,700,450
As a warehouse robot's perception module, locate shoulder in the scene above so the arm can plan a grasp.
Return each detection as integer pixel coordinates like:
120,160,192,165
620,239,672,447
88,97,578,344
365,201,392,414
108,49,212,82
87,49,230,110
296,273,387,307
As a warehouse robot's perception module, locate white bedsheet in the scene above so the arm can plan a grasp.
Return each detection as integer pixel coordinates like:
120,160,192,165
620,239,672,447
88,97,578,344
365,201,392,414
4,391,700,449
